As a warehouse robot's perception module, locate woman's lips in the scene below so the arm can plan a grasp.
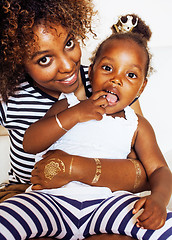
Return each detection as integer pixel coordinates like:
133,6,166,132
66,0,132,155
58,72,78,85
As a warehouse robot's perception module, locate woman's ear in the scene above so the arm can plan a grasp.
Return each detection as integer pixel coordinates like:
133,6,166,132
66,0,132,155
138,78,148,97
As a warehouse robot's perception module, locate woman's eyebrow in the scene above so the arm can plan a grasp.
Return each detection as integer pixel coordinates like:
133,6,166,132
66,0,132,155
31,50,49,60
64,32,73,43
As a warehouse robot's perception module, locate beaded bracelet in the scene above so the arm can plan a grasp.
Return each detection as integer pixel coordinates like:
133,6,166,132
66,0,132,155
55,115,68,132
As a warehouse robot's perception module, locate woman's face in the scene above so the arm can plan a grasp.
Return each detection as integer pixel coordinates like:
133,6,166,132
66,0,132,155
91,38,147,116
24,23,81,98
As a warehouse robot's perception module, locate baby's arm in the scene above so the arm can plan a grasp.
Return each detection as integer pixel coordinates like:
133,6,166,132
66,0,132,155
23,91,107,154
133,115,172,230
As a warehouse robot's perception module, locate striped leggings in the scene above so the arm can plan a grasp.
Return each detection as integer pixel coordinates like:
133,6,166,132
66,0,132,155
0,190,172,240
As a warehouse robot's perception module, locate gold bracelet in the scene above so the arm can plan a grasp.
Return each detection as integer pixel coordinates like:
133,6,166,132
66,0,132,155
55,115,68,132
129,159,141,190
69,157,74,175
92,158,101,184
44,158,65,180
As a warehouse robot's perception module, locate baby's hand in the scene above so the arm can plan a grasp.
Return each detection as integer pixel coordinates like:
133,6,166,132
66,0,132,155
74,91,108,122
133,194,167,230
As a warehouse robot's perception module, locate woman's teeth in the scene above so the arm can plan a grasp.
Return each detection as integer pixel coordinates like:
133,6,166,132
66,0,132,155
64,73,75,83
60,73,77,85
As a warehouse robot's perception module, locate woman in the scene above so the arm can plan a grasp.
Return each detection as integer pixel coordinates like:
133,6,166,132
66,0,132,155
0,0,148,239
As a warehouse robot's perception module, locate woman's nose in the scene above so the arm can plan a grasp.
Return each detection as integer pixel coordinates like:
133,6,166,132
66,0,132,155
58,54,75,73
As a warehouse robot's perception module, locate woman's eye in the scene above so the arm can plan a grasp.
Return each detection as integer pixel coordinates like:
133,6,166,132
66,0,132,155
65,38,75,49
127,72,137,78
38,56,51,66
102,65,112,72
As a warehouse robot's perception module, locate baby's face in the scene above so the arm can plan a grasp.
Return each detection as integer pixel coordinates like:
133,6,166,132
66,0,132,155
91,38,147,116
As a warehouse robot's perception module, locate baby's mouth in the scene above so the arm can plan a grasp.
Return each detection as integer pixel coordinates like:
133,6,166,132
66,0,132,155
105,90,119,106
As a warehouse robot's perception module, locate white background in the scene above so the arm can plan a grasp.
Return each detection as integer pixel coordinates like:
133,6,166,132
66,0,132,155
83,0,172,49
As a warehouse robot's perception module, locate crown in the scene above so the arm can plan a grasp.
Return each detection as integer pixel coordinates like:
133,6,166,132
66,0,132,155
113,15,138,33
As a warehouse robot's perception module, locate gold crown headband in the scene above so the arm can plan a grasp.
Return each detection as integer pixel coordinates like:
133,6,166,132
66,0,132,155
113,15,138,33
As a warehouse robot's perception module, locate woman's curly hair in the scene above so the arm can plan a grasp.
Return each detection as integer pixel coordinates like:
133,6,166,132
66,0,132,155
0,0,96,101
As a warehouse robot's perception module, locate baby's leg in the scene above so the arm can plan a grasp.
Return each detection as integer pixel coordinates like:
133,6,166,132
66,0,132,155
84,191,172,240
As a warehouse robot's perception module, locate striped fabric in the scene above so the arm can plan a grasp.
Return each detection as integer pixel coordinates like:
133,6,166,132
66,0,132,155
0,191,171,239
0,66,91,184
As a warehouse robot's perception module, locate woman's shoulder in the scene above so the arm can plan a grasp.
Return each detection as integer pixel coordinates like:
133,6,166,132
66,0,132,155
0,79,55,125
8,78,57,103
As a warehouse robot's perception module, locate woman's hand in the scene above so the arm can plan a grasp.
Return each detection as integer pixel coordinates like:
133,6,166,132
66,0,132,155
31,150,75,190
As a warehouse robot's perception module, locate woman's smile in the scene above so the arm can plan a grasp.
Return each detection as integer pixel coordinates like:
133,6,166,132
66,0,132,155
57,71,78,85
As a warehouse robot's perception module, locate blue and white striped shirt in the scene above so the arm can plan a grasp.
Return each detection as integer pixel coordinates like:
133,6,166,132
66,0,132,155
0,65,91,183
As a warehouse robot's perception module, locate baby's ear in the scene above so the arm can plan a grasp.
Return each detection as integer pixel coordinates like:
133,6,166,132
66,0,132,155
138,78,148,96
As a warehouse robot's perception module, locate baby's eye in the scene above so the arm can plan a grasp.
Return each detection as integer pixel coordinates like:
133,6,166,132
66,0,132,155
65,38,75,49
127,72,137,78
38,56,51,66
102,65,112,72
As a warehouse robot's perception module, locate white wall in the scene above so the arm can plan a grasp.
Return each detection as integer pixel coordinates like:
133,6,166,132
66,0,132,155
82,0,172,56
81,0,172,154
139,46,172,154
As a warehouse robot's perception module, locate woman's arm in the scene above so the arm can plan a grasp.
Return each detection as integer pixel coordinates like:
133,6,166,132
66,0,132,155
31,149,149,193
